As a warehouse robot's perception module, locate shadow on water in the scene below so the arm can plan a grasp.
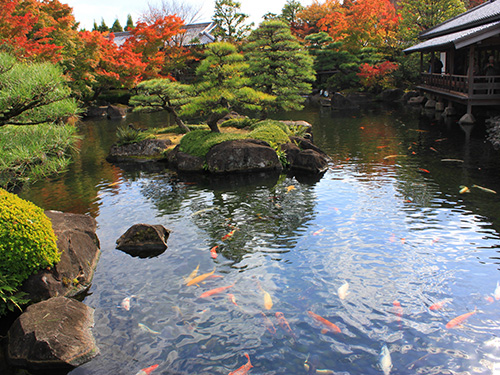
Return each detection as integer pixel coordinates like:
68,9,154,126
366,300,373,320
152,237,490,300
4,103,500,374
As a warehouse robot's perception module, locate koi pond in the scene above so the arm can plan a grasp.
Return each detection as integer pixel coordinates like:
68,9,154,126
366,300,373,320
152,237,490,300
14,104,500,374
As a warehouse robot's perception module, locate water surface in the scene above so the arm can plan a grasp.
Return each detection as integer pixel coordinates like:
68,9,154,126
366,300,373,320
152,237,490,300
18,105,500,375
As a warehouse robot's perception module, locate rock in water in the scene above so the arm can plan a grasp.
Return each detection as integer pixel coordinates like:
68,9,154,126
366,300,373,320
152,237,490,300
116,223,171,258
8,297,99,371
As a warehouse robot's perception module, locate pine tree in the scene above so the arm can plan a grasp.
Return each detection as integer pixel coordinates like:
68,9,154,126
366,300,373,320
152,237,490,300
212,0,252,43
181,42,274,132
244,20,315,113
97,19,109,32
125,14,134,30
110,19,123,33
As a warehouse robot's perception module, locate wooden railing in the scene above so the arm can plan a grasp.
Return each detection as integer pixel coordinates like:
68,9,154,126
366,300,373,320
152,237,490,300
421,73,500,98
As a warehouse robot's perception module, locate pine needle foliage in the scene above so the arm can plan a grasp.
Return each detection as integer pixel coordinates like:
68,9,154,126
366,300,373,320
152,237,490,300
244,20,315,113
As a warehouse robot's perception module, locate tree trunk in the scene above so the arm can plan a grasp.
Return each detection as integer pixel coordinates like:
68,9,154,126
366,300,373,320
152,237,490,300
207,113,224,133
170,109,190,133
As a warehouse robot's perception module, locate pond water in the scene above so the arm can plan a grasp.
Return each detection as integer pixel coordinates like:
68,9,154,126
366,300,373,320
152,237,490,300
15,104,500,375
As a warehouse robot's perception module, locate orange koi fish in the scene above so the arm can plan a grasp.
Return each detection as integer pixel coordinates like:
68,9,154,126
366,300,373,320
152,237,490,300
313,228,325,236
286,185,296,193
459,186,470,194
228,293,239,306
276,312,296,339
184,264,200,284
135,364,159,375
229,353,253,375
445,308,477,329
429,299,450,311
260,312,276,334
418,168,430,173
257,281,273,310
210,245,219,259
186,267,216,286
308,311,341,334
222,229,236,241
384,155,406,160
200,283,234,298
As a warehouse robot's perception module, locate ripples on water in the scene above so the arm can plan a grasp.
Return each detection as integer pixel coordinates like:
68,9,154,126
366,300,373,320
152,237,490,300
18,108,500,375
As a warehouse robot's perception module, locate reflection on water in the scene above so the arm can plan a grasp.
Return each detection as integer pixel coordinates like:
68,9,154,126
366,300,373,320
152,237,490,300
14,105,500,374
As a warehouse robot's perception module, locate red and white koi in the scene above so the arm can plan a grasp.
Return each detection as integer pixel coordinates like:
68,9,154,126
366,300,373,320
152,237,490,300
313,228,325,236
445,308,477,329
308,311,341,334
120,295,136,311
276,311,296,339
228,293,239,306
429,299,450,311
135,364,159,375
392,300,403,321
229,353,253,375
260,312,276,335
200,283,234,298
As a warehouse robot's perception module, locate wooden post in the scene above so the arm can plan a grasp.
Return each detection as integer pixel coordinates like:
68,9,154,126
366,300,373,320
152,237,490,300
460,45,476,124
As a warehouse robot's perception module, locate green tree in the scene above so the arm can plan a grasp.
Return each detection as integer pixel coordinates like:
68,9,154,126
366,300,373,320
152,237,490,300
244,20,315,113
0,53,78,127
92,20,99,31
181,42,274,133
212,0,253,43
110,19,123,32
130,79,191,133
125,14,135,30
398,0,466,43
280,0,304,25
97,18,109,32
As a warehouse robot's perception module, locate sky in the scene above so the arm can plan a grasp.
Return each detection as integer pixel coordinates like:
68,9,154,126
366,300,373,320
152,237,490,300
61,0,313,30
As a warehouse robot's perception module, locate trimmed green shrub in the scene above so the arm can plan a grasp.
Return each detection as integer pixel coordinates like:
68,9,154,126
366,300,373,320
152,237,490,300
179,129,246,158
0,188,60,314
248,123,290,145
220,117,258,129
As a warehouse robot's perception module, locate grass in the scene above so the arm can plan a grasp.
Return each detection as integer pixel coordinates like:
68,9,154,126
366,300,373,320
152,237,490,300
0,124,79,190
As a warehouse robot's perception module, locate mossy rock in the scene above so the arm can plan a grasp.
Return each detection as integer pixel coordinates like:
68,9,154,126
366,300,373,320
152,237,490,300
0,189,60,288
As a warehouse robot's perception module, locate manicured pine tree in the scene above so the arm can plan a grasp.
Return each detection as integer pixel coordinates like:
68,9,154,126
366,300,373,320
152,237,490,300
130,79,191,133
181,42,274,133
244,20,315,114
97,19,109,32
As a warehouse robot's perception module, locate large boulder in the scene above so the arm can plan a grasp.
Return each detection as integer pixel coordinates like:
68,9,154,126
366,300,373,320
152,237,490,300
331,92,359,109
116,224,171,258
21,211,100,302
8,297,99,371
167,145,205,172
106,105,127,119
107,138,171,163
206,139,283,174
380,88,404,102
291,149,330,174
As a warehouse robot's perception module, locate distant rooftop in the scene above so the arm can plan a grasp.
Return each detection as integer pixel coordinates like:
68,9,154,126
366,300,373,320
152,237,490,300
111,21,216,47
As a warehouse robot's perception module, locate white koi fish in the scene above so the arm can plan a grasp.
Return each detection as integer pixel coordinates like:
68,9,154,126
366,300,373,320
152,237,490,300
379,344,392,375
138,323,160,335
338,281,349,300
494,281,500,300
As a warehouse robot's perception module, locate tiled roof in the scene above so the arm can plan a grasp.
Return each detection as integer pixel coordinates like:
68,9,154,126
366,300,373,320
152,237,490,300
420,0,500,39
109,22,216,47
404,20,500,53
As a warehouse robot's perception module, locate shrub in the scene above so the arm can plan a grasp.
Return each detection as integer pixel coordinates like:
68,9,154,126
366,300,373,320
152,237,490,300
0,188,60,315
179,129,246,158
116,125,153,146
220,117,258,129
248,122,290,145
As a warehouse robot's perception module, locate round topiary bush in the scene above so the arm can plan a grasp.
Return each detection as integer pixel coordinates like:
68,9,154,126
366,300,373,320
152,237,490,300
0,188,60,289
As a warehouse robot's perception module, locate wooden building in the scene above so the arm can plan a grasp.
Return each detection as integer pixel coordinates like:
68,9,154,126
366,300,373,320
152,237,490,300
404,0,500,123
